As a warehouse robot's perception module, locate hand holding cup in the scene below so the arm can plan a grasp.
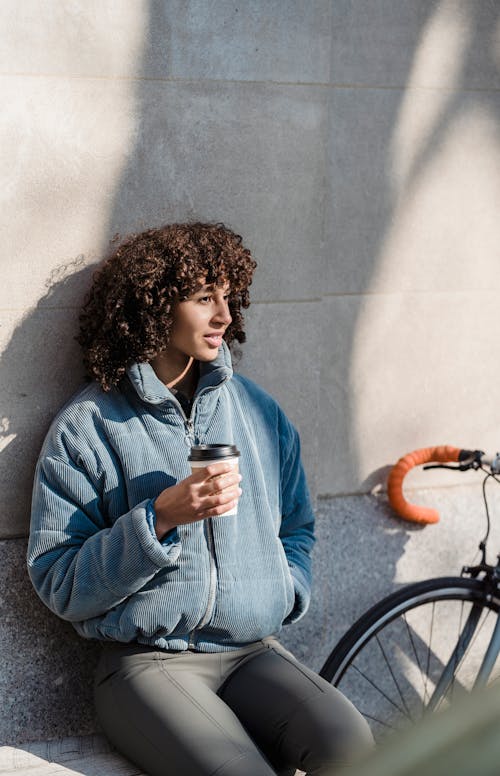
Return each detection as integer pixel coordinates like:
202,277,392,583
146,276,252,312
154,445,241,540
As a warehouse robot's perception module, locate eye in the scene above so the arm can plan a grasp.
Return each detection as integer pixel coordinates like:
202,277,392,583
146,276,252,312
198,295,212,304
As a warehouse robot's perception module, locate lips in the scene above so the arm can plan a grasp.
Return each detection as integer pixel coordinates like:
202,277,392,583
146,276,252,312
203,334,223,348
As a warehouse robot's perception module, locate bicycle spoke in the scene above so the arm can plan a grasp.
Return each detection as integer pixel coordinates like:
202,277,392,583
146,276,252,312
325,577,498,743
423,601,436,706
375,632,414,720
349,663,409,718
437,600,479,706
358,711,397,730
447,599,467,706
402,609,428,715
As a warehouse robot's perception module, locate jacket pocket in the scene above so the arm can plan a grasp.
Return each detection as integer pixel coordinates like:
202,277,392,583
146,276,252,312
276,537,295,620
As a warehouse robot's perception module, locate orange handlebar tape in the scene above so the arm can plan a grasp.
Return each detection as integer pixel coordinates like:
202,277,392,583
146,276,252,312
387,446,462,525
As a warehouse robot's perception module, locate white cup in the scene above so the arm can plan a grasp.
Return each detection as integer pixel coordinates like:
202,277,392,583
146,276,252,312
189,444,240,516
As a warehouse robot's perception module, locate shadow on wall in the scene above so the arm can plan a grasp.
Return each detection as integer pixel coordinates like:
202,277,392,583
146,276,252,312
318,1,500,657
5,4,499,533
343,1,500,494
0,259,95,539
0,260,105,744
4,0,500,745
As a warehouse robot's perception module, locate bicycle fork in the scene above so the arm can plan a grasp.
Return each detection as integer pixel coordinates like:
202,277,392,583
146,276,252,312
474,609,500,689
429,603,500,711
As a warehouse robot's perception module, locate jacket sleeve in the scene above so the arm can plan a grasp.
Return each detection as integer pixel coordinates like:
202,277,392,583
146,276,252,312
278,411,316,624
27,451,181,623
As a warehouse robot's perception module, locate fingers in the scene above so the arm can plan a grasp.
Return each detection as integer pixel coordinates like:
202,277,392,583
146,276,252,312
177,464,242,522
200,503,238,519
205,471,241,496
190,462,240,497
189,462,235,484
204,462,237,479
202,470,242,518
208,484,242,506
156,466,242,529
199,490,242,519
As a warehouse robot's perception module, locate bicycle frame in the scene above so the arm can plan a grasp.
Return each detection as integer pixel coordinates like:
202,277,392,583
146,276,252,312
429,598,500,708
475,612,500,688
321,445,500,741
389,445,500,697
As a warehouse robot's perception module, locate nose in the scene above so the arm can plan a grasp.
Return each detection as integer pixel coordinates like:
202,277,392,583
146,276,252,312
212,297,232,327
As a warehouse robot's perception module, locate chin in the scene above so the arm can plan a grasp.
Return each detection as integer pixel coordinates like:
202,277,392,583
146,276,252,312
196,349,220,362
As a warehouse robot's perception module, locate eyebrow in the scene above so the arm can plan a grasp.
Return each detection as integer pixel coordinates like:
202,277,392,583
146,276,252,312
195,284,230,293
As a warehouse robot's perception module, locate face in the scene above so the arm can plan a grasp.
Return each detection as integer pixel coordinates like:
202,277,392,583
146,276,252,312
164,281,232,365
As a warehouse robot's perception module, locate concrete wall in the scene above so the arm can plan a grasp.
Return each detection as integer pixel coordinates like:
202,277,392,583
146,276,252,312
2,0,500,744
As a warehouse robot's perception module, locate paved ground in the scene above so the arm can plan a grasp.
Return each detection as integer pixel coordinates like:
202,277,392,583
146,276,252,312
0,734,305,775
0,735,145,776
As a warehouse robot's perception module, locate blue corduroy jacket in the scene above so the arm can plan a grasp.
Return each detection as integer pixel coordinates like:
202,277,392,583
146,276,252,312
27,343,315,651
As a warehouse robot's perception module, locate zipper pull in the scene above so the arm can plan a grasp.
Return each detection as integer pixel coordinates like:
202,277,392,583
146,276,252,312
184,418,196,447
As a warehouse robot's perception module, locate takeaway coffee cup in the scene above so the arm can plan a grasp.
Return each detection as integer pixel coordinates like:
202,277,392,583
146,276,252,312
188,444,241,516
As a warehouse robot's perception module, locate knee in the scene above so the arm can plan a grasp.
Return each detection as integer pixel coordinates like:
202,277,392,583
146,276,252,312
287,688,374,770
216,751,276,776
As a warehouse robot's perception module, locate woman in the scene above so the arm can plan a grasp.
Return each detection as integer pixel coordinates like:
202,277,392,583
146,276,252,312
28,223,372,776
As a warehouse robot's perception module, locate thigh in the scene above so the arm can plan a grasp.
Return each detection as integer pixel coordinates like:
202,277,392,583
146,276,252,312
219,639,373,775
94,644,276,776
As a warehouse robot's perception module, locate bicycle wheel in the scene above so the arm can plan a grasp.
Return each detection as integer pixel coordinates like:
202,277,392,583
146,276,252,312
320,577,500,741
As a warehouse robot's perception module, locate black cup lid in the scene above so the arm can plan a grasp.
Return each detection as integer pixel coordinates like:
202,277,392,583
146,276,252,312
188,444,240,461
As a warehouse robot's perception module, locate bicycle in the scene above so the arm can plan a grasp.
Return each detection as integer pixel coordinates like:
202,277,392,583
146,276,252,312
319,445,500,742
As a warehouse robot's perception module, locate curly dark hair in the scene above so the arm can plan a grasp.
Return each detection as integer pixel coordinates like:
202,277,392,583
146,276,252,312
77,222,257,390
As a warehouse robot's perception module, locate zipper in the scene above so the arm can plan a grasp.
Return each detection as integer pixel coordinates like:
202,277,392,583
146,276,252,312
184,416,196,447
188,519,217,648
168,395,198,447
171,377,229,447
168,377,229,648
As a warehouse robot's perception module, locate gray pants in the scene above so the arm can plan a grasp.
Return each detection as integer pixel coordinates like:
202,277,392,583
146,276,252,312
94,637,373,776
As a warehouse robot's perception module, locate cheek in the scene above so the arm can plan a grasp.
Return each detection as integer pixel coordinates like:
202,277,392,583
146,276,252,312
173,308,206,339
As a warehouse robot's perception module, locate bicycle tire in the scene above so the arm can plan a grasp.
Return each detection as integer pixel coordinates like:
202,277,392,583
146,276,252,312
320,577,500,740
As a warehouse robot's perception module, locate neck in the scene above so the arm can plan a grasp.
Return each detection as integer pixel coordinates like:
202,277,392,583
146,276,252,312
151,354,199,397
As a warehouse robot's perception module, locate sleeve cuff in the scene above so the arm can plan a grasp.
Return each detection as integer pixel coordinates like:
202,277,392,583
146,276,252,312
131,499,182,567
283,565,311,624
145,499,180,546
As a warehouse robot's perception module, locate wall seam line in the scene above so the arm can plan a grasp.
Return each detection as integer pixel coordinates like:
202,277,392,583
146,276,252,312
1,72,499,95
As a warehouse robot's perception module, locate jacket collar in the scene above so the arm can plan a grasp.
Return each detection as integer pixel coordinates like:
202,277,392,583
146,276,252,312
125,340,233,406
